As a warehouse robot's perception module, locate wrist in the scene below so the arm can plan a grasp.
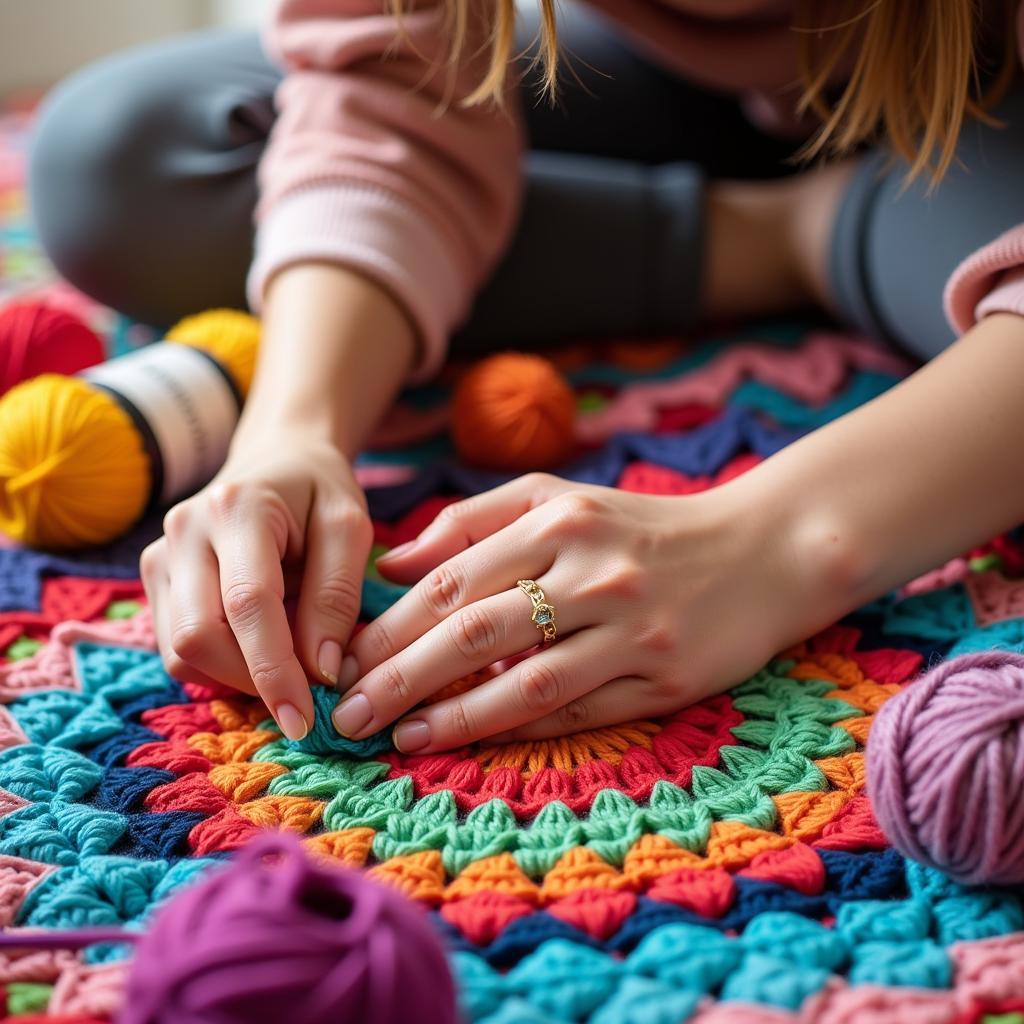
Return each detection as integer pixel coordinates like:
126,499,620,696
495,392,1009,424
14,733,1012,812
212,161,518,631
231,395,356,459
716,470,882,646
242,262,417,460
228,412,350,466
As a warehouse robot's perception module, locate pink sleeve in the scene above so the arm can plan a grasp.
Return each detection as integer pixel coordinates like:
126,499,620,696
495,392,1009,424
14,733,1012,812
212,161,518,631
974,266,1024,323
944,226,1024,335
942,1,1024,337
248,0,525,383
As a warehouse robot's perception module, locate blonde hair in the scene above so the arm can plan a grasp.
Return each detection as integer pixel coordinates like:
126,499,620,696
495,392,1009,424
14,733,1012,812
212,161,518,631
392,0,1016,188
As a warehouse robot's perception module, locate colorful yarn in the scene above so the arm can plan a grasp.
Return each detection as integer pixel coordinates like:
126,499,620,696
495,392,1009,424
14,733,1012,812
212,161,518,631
120,831,455,1024
0,302,104,397
166,308,258,397
3,562,1024,1021
0,376,147,550
363,404,801,523
575,333,911,443
867,651,1024,886
291,684,393,757
0,834,455,1024
2,106,1024,1017
0,108,63,306
340,333,909,458
0,309,259,550
451,353,577,471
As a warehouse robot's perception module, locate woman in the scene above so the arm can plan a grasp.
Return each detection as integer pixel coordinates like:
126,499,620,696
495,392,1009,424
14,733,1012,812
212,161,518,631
28,0,1024,752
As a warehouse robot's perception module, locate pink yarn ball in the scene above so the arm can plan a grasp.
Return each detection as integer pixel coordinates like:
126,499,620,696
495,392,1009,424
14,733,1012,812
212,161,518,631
867,650,1024,885
120,832,457,1024
0,300,104,395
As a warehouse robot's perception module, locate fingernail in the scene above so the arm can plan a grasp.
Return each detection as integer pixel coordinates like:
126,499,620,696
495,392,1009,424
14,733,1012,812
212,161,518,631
332,692,372,737
393,719,430,753
318,640,342,684
338,654,360,691
275,702,308,742
377,539,417,562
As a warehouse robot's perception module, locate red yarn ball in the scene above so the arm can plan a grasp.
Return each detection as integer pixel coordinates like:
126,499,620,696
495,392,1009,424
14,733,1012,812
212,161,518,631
451,352,577,471
0,300,104,395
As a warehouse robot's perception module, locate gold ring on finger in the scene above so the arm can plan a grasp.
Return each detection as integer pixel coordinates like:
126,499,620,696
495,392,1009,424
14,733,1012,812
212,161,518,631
516,579,557,643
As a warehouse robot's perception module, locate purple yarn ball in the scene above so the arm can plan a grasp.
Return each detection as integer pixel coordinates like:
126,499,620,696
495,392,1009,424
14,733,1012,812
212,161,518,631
118,832,457,1024
867,650,1024,886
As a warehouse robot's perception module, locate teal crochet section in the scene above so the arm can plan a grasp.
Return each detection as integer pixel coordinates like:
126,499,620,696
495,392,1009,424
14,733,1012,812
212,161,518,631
17,853,221,932
288,684,393,757
733,370,900,429
455,865,1024,1023
865,583,1024,658
0,745,104,803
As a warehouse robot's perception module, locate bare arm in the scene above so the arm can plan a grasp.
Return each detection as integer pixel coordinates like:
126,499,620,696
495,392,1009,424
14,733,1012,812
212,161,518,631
234,262,416,459
734,311,1024,638
142,262,416,739
324,311,1024,751
702,160,1024,628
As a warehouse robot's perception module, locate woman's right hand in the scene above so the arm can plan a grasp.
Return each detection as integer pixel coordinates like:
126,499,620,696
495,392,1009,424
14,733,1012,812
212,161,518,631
140,430,373,740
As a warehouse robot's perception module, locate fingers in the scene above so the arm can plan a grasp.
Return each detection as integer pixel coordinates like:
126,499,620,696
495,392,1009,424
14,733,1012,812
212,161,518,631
294,494,373,687
348,531,553,686
332,575,585,740
484,676,671,743
164,537,255,689
387,630,628,753
210,513,314,741
141,540,254,693
373,472,572,584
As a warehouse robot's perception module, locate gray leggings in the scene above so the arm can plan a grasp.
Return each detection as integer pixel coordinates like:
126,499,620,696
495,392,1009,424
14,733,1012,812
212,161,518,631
26,4,1024,363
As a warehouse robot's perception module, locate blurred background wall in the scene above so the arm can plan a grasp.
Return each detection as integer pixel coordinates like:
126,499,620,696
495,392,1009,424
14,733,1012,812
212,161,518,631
0,0,277,95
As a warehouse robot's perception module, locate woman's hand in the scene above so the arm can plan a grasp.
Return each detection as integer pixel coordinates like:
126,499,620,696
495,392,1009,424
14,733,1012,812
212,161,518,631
140,430,373,740
330,471,837,753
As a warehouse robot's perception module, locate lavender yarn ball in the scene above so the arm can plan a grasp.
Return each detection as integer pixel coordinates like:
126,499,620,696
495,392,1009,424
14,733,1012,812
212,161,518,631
867,650,1024,886
119,832,457,1024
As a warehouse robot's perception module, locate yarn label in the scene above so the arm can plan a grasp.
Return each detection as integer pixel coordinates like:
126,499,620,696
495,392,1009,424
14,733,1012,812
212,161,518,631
84,344,239,502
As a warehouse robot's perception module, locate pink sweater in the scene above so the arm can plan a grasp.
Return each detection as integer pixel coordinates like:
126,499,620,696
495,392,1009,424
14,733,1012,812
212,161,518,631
248,0,1024,382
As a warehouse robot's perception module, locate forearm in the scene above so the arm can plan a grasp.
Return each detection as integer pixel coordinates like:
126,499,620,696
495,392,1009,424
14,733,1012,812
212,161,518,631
233,262,417,460
732,313,1024,629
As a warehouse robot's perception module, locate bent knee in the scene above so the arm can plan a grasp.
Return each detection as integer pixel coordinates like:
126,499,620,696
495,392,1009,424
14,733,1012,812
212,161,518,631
829,91,1024,361
27,31,268,323
28,51,179,289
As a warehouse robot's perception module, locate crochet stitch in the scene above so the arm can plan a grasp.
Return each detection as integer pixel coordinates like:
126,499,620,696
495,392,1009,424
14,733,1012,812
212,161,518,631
3,354,1024,1020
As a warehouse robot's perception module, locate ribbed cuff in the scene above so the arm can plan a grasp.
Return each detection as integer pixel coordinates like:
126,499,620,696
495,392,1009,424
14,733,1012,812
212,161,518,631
943,226,1024,336
975,266,1024,324
246,184,468,383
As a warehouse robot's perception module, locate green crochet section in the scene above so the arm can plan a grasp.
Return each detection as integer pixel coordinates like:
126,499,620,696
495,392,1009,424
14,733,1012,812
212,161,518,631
5,982,53,1015
5,635,43,661
240,665,862,878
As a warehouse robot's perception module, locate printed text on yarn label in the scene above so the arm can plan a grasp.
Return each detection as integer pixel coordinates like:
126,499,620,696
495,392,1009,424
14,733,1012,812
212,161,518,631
84,344,239,502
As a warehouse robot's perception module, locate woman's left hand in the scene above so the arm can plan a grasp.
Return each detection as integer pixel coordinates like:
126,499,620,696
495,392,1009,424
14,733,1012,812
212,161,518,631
331,472,832,752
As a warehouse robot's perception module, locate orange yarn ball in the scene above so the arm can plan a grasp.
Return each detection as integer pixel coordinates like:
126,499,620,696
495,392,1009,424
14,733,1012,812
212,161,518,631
451,353,577,471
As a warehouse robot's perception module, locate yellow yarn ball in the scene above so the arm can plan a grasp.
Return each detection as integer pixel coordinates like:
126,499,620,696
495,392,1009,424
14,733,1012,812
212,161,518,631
166,308,259,397
0,309,260,550
0,375,149,548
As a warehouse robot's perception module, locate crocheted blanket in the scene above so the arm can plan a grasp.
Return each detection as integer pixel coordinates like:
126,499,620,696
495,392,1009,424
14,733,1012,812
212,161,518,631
3,107,1024,1024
